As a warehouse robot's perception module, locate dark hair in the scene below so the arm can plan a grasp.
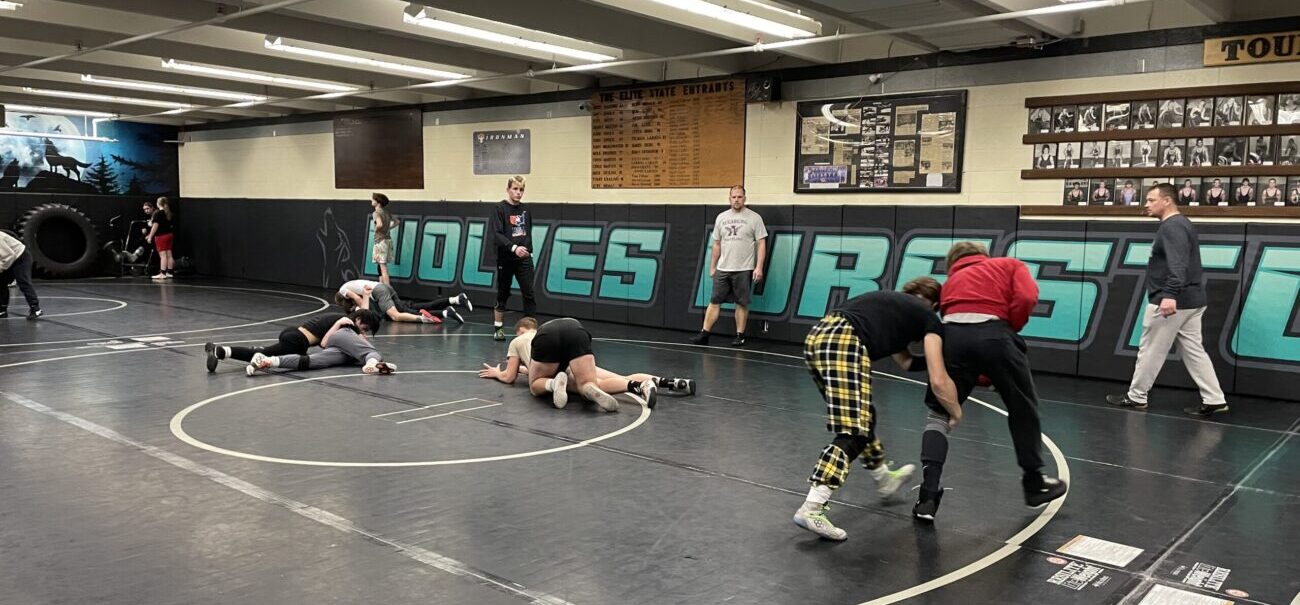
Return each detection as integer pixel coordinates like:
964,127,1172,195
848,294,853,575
351,309,383,333
1147,183,1176,202
334,291,356,312
945,241,988,270
371,192,390,207
901,276,942,306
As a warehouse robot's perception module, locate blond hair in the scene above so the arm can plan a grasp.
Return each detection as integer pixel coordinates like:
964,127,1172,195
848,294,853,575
156,196,173,220
515,316,537,331
506,175,526,190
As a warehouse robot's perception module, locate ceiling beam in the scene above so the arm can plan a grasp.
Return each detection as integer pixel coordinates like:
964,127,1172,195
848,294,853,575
770,0,943,53
963,0,1078,39
1183,0,1233,23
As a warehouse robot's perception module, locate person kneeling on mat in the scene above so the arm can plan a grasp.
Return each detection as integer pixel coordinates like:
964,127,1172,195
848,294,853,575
794,277,961,541
912,242,1068,524
510,317,623,412
246,312,395,376
479,317,696,409
205,309,383,372
337,278,471,324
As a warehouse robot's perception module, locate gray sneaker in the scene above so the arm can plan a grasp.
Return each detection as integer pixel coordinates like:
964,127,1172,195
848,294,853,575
551,371,569,409
793,504,848,541
581,383,619,412
876,463,916,500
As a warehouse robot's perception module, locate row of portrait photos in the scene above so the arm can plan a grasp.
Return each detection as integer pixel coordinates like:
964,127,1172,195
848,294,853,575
1062,176,1300,206
1029,94,1300,133
1033,135,1300,169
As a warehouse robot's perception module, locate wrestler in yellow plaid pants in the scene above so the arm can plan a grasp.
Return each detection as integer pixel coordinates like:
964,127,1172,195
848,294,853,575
805,314,885,489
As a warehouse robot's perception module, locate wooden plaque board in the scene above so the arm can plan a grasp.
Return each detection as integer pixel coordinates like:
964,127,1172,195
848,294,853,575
334,109,423,189
591,78,745,189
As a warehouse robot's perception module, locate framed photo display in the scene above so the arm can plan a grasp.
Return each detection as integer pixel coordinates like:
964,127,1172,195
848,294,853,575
1078,104,1101,132
1157,99,1184,128
1089,178,1114,205
1279,135,1300,165
1059,141,1081,169
1188,137,1214,167
1063,180,1087,205
1259,177,1285,206
1106,140,1131,168
794,89,967,193
1186,97,1214,127
1081,141,1106,168
1104,102,1130,130
1053,105,1076,132
1159,139,1185,167
1203,177,1229,206
1132,101,1157,129
1215,137,1246,166
1287,176,1300,205
1245,95,1275,126
1033,143,1057,169
1175,178,1202,206
1028,107,1053,134
1214,96,1243,126
1279,94,1300,125
1132,139,1158,168
1247,136,1274,165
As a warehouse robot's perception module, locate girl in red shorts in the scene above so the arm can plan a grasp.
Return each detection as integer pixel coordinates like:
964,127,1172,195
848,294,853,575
147,196,175,280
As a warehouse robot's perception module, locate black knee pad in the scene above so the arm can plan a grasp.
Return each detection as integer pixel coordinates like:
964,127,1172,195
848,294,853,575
831,433,872,461
920,430,949,465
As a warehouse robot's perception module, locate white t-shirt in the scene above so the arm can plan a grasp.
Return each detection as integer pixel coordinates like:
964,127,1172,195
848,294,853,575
507,330,537,372
338,279,381,297
712,207,768,272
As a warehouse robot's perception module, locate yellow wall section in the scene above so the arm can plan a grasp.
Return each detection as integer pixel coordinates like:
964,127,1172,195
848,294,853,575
179,61,1299,205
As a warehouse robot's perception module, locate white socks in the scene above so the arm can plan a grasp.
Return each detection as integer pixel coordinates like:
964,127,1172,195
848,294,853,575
803,484,833,510
545,378,557,392
868,462,892,481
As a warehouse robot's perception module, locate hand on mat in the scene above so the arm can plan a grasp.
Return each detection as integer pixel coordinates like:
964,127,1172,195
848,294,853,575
1158,298,1178,317
479,363,502,379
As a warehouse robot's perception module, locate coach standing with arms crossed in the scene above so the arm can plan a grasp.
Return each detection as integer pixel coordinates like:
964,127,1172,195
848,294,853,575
1107,183,1228,417
690,185,767,347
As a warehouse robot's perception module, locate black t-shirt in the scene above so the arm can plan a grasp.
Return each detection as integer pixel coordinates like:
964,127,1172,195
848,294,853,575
151,210,173,235
300,312,349,340
833,291,943,360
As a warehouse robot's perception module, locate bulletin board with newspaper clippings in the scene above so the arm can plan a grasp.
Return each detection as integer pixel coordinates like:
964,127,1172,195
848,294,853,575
794,90,967,193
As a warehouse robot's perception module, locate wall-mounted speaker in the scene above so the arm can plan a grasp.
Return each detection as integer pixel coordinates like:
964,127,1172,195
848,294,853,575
744,77,779,103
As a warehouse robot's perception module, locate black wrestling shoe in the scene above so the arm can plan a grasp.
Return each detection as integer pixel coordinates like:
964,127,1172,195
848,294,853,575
205,342,219,373
1105,394,1148,410
730,334,746,347
913,487,944,523
1183,403,1229,418
27,308,42,320
689,330,709,345
641,381,658,409
1024,475,1068,508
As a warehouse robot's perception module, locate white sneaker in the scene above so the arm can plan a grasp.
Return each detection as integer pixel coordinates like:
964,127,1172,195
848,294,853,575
875,463,916,501
581,383,619,412
151,273,167,280
245,352,275,376
362,359,397,374
550,372,569,409
793,504,848,541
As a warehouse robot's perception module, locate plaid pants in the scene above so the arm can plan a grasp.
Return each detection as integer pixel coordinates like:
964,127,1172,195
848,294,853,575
805,314,882,488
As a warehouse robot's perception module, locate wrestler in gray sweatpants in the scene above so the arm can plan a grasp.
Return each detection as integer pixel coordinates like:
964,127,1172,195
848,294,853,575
274,328,382,371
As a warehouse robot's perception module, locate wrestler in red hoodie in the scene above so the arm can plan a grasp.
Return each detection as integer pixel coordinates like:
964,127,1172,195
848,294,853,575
912,241,1068,523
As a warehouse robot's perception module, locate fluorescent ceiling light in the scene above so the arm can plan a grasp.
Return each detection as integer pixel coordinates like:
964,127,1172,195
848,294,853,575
264,36,472,81
22,87,192,109
161,58,358,93
80,74,267,102
0,129,114,142
3,103,117,118
0,2,23,10
402,7,618,63
647,0,819,38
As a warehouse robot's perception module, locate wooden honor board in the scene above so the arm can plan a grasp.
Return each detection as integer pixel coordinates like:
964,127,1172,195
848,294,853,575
591,78,745,189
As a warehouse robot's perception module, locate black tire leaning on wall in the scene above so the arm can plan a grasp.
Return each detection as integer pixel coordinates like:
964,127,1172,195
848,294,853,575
16,203,101,277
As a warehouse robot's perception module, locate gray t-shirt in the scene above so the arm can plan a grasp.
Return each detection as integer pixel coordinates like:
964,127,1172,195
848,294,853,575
508,330,537,371
712,207,768,272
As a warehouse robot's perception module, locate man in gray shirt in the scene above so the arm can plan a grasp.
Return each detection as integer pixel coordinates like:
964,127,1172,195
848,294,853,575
690,185,768,347
1107,183,1228,417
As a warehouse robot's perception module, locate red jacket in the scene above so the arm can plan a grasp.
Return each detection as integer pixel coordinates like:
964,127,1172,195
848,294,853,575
941,255,1039,332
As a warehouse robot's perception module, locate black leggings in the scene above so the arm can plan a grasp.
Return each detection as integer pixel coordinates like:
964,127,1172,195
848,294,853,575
227,328,311,361
0,250,39,310
495,256,537,315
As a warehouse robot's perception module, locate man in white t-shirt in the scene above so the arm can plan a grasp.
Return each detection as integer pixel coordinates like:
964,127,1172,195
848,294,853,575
690,185,768,347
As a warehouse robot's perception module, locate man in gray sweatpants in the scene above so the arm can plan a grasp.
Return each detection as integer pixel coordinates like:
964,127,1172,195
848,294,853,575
1107,183,1228,417
247,312,396,376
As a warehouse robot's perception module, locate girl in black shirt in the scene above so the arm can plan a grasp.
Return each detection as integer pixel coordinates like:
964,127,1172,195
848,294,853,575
147,197,175,280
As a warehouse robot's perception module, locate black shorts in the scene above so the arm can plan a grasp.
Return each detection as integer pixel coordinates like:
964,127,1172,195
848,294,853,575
710,270,753,305
531,318,593,371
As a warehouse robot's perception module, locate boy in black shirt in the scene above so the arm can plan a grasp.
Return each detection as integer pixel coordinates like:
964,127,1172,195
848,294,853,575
793,277,961,541
204,309,383,372
488,175,536,340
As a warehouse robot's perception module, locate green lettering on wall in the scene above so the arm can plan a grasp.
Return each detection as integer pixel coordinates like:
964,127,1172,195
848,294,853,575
547,226,602,296
694,230,803,314
1123,243,1241,346
415,220,462,284
1009,240,1113,342
795,234,889,318
599,228,664,303
363,217,417,279
1232,246,1300,362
